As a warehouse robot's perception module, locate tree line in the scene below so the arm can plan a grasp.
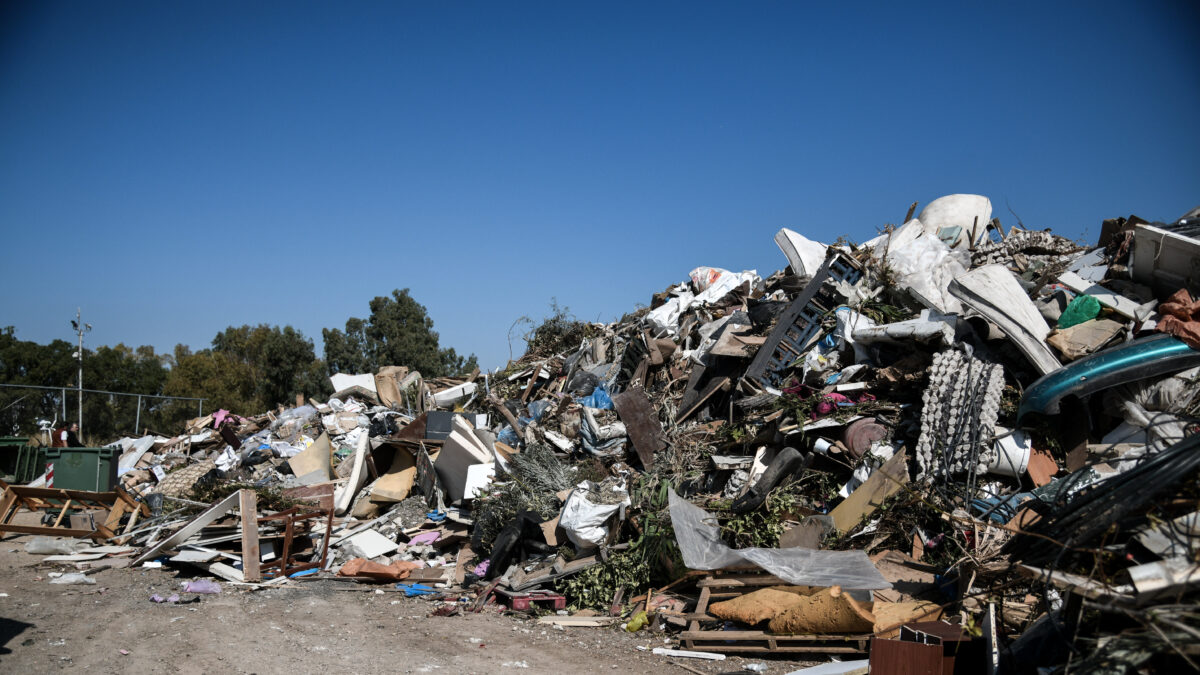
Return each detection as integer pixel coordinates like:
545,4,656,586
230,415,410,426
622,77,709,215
0,289,477,442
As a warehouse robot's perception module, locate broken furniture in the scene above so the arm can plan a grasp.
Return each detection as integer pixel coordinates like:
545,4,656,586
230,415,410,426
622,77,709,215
0,483,148,542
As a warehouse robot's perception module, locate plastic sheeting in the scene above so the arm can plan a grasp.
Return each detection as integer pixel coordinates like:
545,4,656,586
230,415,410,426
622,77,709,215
646,268,763,334
871,219,970,314
668,491,891,590
116,435,159,475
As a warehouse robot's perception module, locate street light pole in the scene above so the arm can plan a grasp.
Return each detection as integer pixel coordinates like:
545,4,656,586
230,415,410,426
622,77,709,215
71,308,91,433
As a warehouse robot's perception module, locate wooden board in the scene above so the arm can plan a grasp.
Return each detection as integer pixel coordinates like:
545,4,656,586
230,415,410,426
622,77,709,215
612,385,668,469
829,450,908,534
239,489,261,583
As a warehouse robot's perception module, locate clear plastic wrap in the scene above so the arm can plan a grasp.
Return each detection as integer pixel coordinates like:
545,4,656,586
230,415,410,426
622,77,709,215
668,491,890,590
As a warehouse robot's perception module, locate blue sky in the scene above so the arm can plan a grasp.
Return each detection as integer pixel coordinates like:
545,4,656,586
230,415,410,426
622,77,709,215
2,1,1198,373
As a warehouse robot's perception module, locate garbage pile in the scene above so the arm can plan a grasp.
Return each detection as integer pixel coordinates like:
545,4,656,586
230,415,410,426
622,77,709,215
10,195,1200,673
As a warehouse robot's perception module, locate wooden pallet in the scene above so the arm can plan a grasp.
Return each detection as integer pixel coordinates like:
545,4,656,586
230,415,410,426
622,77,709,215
680,569,870,655
0,482,148,542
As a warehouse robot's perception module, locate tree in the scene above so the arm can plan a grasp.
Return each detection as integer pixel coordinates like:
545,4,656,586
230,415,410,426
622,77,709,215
0,327,178,440
0,326,81,435
164,344,258,414
81,343,169,439
323,289,478,377
212,324,330,408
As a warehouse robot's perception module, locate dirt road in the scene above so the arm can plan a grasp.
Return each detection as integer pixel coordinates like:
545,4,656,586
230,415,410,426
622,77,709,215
0,534,825,674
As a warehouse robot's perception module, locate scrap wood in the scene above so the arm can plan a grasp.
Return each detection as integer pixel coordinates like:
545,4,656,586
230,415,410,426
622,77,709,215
0,485,148,542
612,385,669,469
829,450,908,534
488,394,523,434
470,578,503,612
132,491,240,565
536,616,619,627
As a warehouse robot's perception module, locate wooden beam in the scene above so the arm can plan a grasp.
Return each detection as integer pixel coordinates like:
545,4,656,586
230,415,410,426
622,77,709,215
239,490,261,583
612,385,668,469
51,499,72,528
0,524,99,537
829,450,909,534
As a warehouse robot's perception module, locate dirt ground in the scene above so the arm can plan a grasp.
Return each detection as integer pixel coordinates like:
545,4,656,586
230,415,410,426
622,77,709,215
0,534,832,675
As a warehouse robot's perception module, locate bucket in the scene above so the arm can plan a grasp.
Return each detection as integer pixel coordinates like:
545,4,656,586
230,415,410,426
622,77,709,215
990,428,1031,478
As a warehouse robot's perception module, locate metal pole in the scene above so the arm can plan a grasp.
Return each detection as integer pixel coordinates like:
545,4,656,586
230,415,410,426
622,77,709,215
76,309,83,431
71,308,90,433
198,400,203,417
135,395,142,434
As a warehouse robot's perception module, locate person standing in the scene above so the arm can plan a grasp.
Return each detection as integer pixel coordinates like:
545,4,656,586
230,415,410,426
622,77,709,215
52,422,83,447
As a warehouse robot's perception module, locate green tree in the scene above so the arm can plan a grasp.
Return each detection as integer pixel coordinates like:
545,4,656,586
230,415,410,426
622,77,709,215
0,327,78,435
81,343,170,439
323,289,478,377
0,328,180,441
212,324,330,408
164,344,258,414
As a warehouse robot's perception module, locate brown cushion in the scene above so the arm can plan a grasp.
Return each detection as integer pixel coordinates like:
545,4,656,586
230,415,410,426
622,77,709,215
767,586,876,635
708,587,813,625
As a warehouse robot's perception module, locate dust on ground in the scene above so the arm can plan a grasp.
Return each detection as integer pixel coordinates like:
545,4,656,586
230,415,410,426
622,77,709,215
0,534,829,675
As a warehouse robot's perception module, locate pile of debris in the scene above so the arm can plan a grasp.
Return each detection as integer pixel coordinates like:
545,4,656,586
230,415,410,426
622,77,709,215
7,194,1200,673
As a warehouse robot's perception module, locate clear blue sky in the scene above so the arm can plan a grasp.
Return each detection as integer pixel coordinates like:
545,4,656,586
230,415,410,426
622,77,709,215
2,1,1198,373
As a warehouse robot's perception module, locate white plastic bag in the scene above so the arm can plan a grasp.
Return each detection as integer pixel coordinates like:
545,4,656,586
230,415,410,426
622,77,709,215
25,537,88,555
49,573,95,585
559,480,630,549
877,221,969,314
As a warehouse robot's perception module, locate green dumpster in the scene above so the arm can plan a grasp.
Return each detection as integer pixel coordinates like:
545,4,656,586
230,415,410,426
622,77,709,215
0,437,27,480
0,438,47,484
14,444,47,483
44,446,119,492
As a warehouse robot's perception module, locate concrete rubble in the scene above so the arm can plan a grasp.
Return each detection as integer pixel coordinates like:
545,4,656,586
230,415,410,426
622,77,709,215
4,195,1200,673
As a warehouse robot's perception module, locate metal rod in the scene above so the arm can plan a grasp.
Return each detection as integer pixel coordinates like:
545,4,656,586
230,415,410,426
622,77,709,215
75,308,84,432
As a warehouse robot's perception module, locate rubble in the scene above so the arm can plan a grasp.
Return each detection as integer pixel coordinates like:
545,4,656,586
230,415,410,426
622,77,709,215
6,195,1200,673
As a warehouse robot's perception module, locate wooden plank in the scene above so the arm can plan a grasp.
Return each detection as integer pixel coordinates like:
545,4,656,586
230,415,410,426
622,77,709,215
50,499,72,528
132,491,240,565
454,544,473,585
697,574,789,588
239,490,261,583
519,362,543,403
612,385,668,470
678,629,869,655
829,450,908,534
7,487,120,501
680,630,871,641
0,524,98,537
121,504,141,536
536,616,619,627
676,375,731,424
0,488,19,524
